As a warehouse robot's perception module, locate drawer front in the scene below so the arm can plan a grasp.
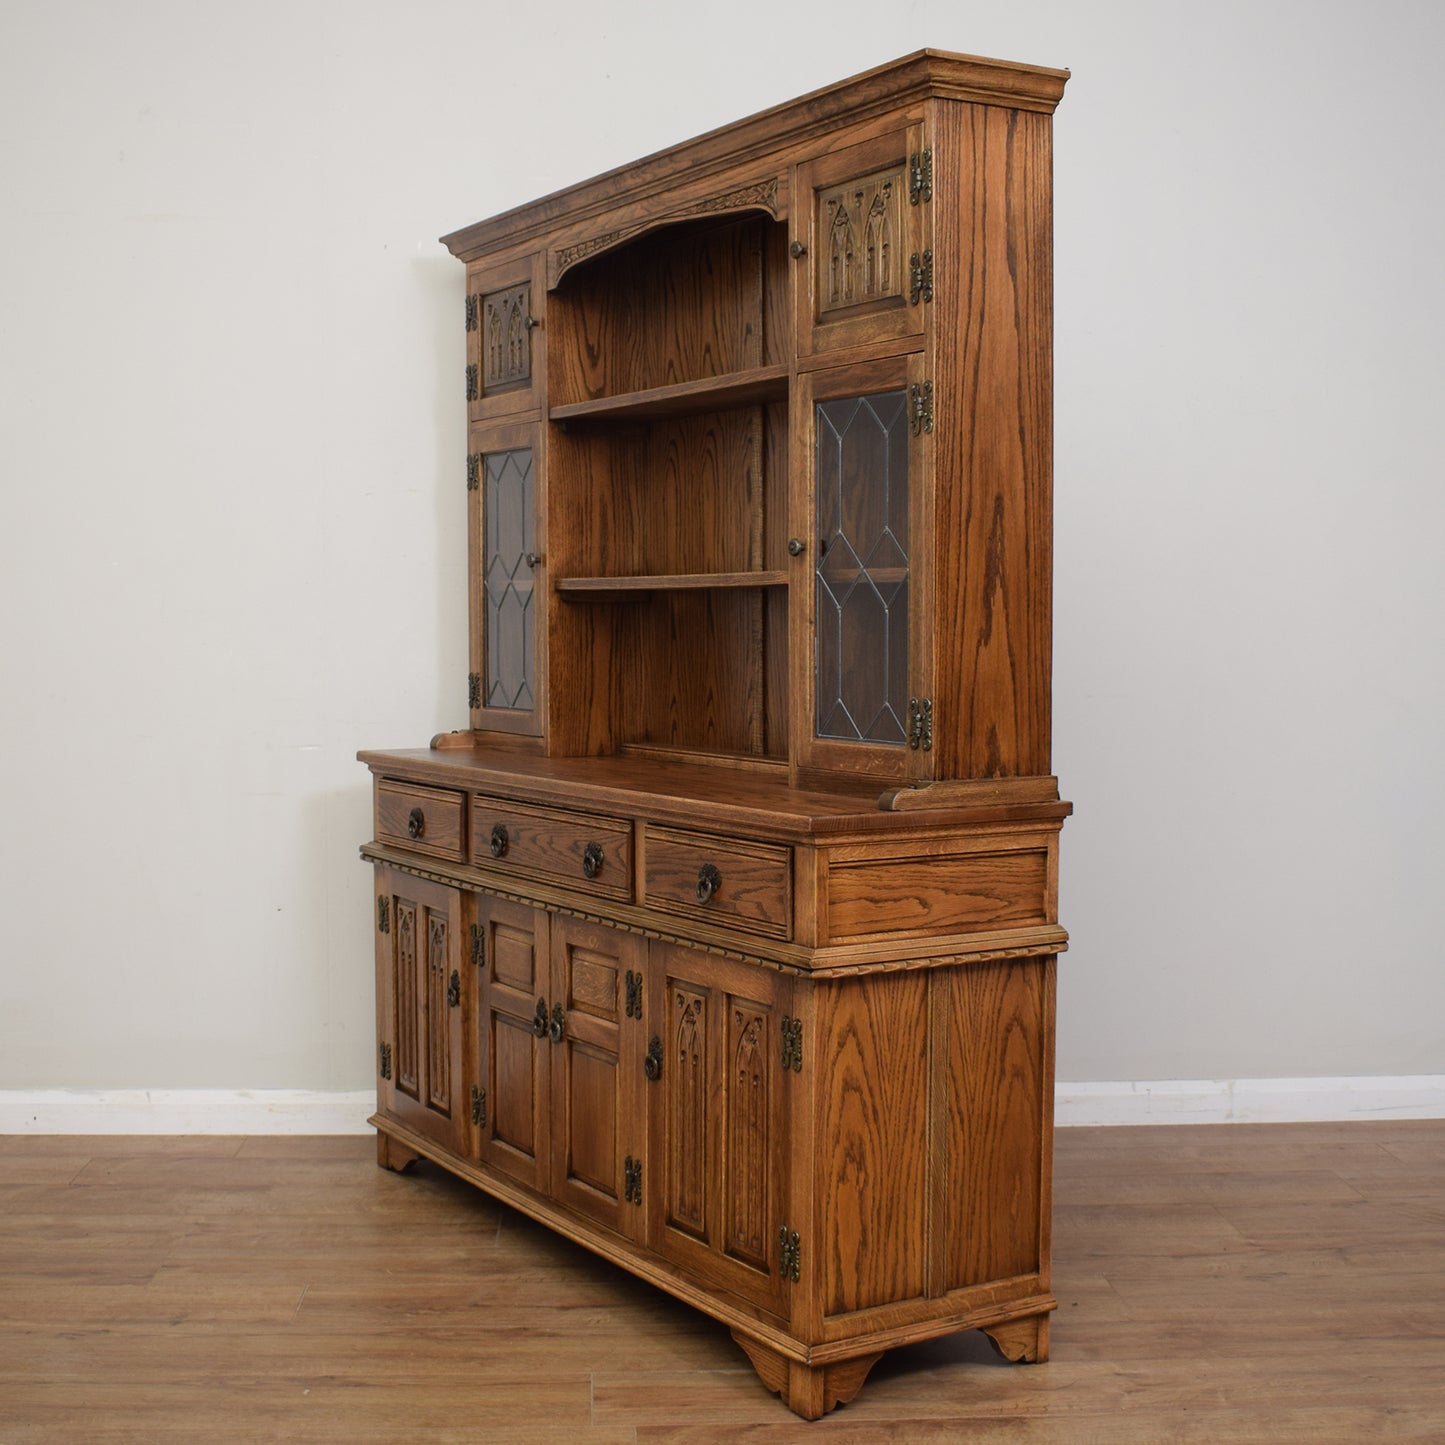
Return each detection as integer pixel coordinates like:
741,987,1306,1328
644,827,792,940
471,795,633,902
375,780,466,861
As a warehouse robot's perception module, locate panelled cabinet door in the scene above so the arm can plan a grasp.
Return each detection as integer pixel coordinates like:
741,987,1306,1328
468,419,547,735
374,868,467,1155
548,916,648,1241
473,894,551,1191
466,252,546,422
645,944,793,1318
794,121,929,360
791,353,934,783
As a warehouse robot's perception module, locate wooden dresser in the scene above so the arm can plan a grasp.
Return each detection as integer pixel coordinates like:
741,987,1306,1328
360,49,1070,1419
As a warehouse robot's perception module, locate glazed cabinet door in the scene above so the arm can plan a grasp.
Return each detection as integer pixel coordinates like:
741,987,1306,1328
645,944,793,1317
374,868,467,1155
791,354,934,783
547,916,648,1241
794,120,929,360
468,419,547,736
473,893,551,1191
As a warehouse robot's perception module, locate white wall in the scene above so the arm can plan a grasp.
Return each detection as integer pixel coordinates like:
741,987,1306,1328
1,0,1440,1097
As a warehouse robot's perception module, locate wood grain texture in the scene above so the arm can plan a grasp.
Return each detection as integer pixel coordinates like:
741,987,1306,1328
643,826,793,940
374,779,466,862
469,793,634,902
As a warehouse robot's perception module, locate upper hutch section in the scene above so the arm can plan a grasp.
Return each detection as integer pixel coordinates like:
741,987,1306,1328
443,50,1068,793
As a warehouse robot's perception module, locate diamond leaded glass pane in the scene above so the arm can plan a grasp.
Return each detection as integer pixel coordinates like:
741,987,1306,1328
814,390,909,744
483,447,535,711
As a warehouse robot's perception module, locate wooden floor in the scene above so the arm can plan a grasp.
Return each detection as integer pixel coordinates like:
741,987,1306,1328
1,1122,1442,1442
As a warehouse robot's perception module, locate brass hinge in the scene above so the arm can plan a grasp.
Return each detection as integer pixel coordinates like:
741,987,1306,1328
377,896,389,934
465,363,478,402
468,672,482,710
778,1226,801,1282
471,1084,487,1126
908,697,934,751
780,1016,803,1072
471,924,484,970
909,381,933,436
624,969,643,1020
466,452,481,490
909,148,933,205
379,1042,392,1081
447,970,461,1009
909,250,934,305
624,1154,643,1205
465,293,479,332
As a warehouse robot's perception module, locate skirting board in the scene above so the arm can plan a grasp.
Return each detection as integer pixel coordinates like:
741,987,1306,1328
0,1078,1441,1133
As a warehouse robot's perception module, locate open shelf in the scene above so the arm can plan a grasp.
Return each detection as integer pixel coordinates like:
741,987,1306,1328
549,364,789,424
556,570,788,600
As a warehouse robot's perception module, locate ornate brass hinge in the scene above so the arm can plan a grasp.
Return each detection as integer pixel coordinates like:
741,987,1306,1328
908,697,934,751
471,1084,487,1126
379,1042,392,1081
466,452,481,490
780,1016,803,1072
377,896,389,934
447,970,461,1009
465,293,479,332
778,1226,801,1283
909,381,934,435
471,924,485,970
468,672,482,710
624,970,644,1020
909,250,934,305
624,1155,643,1205
909,148,933,205
465,364,478,402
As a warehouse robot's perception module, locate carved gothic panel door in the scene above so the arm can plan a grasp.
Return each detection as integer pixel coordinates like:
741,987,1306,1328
466,252,546,423
794,120,930,359
645,944,793,1318
374,868,467,1156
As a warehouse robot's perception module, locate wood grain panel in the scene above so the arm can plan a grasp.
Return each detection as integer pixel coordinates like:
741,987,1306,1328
826,848,1048,942
944,956,1049,1289
375,780,465,862
644,826,792,940
818,972,929,1316
470,795,633,901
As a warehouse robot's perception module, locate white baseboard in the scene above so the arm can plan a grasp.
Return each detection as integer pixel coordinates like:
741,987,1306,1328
0,1078,1440,1134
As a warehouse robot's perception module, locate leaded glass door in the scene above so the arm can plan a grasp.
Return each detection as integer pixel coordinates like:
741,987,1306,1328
792,356,932,781
469,419,546,736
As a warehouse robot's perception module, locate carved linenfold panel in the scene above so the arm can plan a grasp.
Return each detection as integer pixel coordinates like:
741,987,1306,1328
817,167,905,315
394,900,419,1099
726,1006,770,1268
426,913,451,1114
481,283,532,391
668,986,708,1238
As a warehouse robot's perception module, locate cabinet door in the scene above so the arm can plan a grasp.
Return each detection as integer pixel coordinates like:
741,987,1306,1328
469,419,547,736
791,354,934,783
374,869,466,1155
646,944,792,1317
547,916,647,1240
467,252,545,422
794,121,929,360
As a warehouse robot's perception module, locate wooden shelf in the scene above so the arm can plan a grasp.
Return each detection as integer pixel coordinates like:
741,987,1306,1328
556,570,788,600
549,364,789,423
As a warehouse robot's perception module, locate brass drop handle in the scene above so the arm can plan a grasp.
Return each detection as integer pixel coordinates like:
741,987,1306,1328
548,1004,566,1043
532,998,548,1038
490,823,509,858
407,808,425,839
695,863,722,905
644,1035,663,1081
789,240,807,259
582,842,604,879
787,538,805,557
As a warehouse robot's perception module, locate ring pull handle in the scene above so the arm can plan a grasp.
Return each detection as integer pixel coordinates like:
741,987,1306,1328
532,998,548,1039
644,1035,663,1081
490,823,509,858
548,1004,566,1044
407,808,425,839
695,862,722,906
582,842,604,880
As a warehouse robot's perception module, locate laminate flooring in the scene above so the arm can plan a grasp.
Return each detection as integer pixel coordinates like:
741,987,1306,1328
1,1121,1441,1442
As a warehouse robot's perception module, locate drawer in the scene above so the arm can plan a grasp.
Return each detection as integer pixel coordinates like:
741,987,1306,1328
644,827,792,940
375,780,466,861
471,795,633,902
